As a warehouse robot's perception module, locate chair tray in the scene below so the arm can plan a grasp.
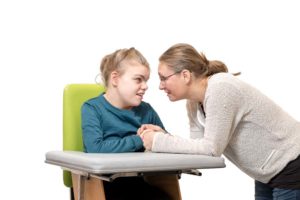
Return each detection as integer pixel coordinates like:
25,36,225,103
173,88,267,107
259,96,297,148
46,151,225,174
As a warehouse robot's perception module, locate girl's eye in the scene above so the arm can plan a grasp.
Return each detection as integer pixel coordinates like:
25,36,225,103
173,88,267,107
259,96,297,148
135,78,142,82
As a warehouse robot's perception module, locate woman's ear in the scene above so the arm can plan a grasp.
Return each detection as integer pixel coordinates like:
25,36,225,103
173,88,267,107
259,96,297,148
182,69,192,84
110,71,119,87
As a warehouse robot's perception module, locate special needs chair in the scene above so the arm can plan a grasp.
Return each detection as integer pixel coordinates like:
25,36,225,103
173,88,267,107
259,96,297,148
62,84,182,200
62,84,106,199
45,84,225,200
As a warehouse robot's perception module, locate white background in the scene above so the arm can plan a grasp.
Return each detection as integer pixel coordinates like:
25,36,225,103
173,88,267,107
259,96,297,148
1,0,299,199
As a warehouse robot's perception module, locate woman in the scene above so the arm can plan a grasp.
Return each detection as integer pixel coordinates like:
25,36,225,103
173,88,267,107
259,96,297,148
139,43,300,200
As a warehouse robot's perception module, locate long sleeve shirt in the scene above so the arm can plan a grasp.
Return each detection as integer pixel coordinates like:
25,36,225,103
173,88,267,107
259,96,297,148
81,94,164,153
152,73,300,183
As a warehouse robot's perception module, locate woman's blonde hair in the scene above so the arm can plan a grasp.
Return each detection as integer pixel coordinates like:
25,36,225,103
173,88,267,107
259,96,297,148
159,43,229,78
160,43,241,124
100,47,149,86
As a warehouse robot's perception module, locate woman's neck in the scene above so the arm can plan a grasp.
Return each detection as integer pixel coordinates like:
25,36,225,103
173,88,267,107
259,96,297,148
188,76,210,103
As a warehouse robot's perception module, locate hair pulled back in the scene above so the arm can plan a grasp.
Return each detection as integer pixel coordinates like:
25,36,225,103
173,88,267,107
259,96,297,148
159,43,228,78
100,47,149,86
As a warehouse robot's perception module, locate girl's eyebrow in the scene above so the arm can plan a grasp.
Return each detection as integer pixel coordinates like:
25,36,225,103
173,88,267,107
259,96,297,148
134,74,147,80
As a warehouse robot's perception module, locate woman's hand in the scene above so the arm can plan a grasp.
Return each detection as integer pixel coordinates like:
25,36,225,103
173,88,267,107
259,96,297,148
139,130,157,151
137,124,165,136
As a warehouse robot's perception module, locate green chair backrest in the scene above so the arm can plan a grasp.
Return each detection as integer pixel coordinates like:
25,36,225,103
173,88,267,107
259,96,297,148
63,84,106,187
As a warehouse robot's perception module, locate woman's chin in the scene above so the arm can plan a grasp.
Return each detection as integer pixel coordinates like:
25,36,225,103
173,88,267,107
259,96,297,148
167,94,177,102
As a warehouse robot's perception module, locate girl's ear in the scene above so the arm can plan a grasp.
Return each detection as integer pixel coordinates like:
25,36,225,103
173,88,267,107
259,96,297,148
182,69,192,84
110,71,119,87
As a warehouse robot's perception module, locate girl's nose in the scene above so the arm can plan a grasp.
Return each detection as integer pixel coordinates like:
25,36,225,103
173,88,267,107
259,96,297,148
142,81,148,90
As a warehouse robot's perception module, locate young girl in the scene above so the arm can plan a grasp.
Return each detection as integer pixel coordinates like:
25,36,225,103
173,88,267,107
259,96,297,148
81,47,170,200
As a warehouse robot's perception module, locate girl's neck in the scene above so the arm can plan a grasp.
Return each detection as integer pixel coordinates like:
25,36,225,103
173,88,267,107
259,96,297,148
103,90,126,109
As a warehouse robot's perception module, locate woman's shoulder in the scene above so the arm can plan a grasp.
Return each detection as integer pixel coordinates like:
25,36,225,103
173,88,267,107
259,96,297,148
210,73,258,93
207,73,265,105
209,73,242,89
210,72,236,82
206,73,247,103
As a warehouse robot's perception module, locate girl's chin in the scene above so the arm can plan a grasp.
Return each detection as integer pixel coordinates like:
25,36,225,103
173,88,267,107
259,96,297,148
123,100,142,109
132,99,142,106
137,96,143,100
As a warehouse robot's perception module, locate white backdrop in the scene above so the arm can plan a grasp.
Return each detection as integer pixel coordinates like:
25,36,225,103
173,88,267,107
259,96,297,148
1,0,299,199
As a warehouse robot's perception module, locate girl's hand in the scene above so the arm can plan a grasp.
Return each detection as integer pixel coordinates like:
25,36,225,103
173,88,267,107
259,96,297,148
137,124,165,135
139,130,157,151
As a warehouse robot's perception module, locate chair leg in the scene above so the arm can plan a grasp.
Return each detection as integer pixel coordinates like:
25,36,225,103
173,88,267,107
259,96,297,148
70,188,75,200
71,173,106,200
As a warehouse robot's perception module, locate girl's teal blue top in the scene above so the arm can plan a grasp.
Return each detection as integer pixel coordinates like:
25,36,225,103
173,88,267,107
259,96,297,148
81,94,165,153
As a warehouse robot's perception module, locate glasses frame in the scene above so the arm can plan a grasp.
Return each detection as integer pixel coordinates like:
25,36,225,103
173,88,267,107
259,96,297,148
159,71,181,83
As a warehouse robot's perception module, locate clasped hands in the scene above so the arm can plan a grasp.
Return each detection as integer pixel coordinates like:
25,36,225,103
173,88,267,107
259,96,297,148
137,124,165,151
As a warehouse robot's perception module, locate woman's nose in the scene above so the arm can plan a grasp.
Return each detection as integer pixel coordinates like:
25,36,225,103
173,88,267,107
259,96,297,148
159,81,165,90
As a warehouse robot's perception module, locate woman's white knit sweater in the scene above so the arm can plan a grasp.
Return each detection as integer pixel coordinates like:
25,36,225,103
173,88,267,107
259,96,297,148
152,73,300,183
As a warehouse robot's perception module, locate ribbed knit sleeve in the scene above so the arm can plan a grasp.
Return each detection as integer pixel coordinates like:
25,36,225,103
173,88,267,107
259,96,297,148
152,77,245,156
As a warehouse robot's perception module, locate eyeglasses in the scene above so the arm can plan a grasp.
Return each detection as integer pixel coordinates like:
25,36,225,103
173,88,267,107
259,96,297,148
159,71,181,82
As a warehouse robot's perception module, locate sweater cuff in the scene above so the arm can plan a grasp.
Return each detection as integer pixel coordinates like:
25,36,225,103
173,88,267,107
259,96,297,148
152,131,168,152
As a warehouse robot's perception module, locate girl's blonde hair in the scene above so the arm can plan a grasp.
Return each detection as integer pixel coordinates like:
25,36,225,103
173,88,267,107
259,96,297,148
100,47,149,86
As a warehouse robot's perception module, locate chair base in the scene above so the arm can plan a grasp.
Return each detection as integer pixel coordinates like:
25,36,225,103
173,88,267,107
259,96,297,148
71,173,181,200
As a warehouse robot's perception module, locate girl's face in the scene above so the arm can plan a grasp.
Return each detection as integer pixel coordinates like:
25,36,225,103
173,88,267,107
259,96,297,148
114,62,149,109
158,62,188,101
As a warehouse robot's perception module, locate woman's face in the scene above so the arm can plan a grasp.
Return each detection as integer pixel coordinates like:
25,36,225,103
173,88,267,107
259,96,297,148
158,62,187,101
114,62,149,109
